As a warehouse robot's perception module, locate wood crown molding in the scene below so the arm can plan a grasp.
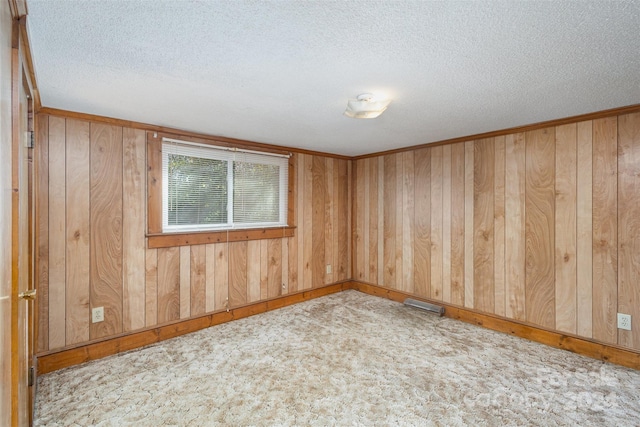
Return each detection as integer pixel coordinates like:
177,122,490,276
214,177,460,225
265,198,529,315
352,282,640,371
36,108,351,160
352,103,640,160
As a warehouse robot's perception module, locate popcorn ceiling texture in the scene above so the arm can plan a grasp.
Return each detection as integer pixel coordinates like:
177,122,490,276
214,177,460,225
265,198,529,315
26,1,640,156
35,291,640,426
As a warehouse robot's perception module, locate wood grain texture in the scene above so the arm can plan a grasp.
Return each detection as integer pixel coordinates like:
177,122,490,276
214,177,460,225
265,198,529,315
157,247,180,323
441,145,451,303
555,124,577,334
48,116,66,349
303,154,313,290
146,133,162,234
525,128,555,329
324,158,334,284
395,154,404,293
493,136,505,317
369,158,379,283
592,117,618,344
382,155,397,288
282,235,288,293
90,123,123,339
144,248,158,327
464,141,474,308
36,114,49,352
413,148,430,298
505,133,526,321
402,151,415,293
377,156,384,285
576,121,593,338
354,159,365,281
260,239,269,300
122,127,146,332
450,143,465,306
312,156,326,288
147,227,294,249
214,243,229,311
267,239,283,298
362,159,369,282
333,158,341,282
229,241,248,307
190,245,206,316
473,138,495,313
205,244,216,312
617,112,640,349
65,119,90,345
339,159,350,281
179,242,191,319
247,240,261,302
296,154,305,288
430,146,443,300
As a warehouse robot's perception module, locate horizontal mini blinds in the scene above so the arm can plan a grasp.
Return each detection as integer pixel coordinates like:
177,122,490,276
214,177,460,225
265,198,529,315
162,139,288,232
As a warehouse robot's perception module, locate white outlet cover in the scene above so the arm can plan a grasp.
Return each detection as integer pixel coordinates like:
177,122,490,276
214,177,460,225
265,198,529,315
617,313,631,331
326,265,332,274
92,307,104,323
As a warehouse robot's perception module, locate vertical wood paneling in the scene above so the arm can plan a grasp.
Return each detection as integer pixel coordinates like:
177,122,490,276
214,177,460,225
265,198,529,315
312,156,326,288
36,115,49,352
303,154,313,289
369,158,379,283
214,243,228,311
268,239,282,298
157,247,180,323
592,117,618,344
205,244,216,312
247,240,261,302
555,124,577,334
430,146,443,300
48,116,66,349
505,133,526,321
325,158,334,284
179,246,191,319
576,121,593,338
260,239,269,299
296,154,305,288
338,159,349,281
144,248,158,327
450,143,465,306
190,245,206,316
402,151,415,294
122,128,146,332
355,159,365,281
347,160,353,279
383,155,397,288
65,119,90,345
377,156,384,285
617,112,640,349
441,145,451,303
493,136,505,317
332,158,341,282
362,159,369,282
525,128,555,329
282,236,288,293
413,148,430,298
89,123,123,339
395,154,404,292
474,138,495,314
229,241,248,307
464,141,474,308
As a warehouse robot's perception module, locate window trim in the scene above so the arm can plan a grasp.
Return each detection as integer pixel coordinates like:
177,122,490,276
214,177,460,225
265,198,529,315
147,131,296,249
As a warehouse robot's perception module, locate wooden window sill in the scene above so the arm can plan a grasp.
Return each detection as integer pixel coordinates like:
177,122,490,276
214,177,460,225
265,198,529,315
147,226,296,249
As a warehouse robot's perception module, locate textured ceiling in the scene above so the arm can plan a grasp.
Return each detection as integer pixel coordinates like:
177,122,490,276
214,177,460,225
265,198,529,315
27,0,640,156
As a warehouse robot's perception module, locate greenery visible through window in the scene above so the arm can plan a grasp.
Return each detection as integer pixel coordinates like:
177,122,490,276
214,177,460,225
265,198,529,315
162,139,288,232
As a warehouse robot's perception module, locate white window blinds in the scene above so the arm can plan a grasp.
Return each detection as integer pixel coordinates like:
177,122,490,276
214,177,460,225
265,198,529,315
161,138,289,232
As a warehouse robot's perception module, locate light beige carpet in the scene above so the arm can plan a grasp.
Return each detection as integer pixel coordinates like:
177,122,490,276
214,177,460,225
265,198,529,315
35,290,640,426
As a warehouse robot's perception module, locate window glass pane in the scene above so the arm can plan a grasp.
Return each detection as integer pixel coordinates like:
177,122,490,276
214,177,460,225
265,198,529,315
233,161,280,223
167,154,227,226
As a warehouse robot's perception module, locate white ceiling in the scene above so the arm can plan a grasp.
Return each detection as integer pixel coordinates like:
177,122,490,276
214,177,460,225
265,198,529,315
27,0,640,156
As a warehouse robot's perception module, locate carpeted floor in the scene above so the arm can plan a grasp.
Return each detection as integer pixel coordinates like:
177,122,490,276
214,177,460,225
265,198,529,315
35,290,640,426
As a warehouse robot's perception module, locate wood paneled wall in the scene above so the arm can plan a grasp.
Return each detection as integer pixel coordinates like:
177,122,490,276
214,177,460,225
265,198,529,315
353,112,640,352
36,114,351,352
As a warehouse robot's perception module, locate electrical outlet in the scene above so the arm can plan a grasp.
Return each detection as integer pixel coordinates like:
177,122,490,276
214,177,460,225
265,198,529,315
92,307,104,323
326,264,332,274
617,313,631,331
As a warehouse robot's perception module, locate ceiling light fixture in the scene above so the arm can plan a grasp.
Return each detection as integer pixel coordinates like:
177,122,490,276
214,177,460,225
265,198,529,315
344,93,391,119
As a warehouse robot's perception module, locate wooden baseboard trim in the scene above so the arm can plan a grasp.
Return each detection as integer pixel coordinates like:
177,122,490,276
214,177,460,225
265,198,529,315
352,282,640,370
37,282,354,374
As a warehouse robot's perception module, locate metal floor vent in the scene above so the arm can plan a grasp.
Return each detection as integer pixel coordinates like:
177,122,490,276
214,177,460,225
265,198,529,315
404,298,445,316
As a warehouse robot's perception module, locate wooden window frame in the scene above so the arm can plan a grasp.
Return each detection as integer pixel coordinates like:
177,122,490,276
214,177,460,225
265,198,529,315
147,131,296,249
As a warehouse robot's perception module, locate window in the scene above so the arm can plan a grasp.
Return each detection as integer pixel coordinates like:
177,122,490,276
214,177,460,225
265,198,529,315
161,138,289,233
